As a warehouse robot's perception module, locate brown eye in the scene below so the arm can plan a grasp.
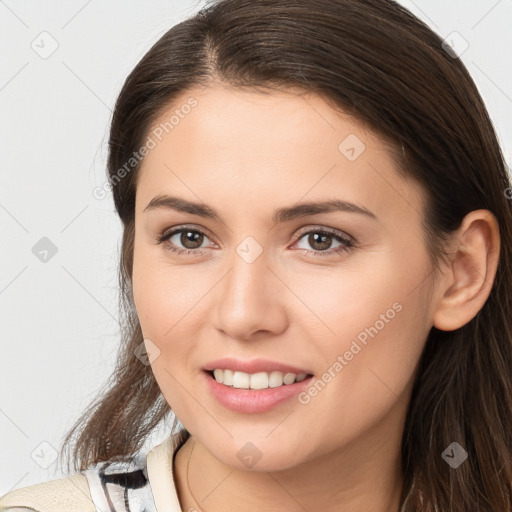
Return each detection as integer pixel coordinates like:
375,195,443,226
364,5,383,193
178,230,204,249
307,232,334,251
294,227,355,257
156,226,212,255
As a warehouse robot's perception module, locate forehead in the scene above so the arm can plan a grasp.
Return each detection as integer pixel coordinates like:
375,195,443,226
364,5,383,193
135,84,424,226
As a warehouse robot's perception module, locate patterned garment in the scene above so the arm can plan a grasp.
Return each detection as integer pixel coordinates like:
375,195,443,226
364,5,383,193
84,452,157,512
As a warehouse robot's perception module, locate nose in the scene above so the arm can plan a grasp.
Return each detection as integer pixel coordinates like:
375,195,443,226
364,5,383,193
213,241,288,341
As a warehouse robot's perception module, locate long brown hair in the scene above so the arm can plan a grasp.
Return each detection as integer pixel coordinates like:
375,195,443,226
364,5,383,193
60,0,512,509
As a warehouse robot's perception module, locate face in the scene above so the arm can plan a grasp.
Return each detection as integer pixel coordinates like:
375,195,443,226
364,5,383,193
132,84,437,472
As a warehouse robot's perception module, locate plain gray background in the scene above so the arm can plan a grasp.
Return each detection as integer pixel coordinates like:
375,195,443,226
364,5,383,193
1,0,511,494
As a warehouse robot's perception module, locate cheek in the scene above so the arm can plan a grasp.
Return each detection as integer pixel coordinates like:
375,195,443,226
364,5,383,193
132,242,202,337
290,249,431,439
286,245,424,360
131,244,205,413
131,243,215,384
309,297,429,448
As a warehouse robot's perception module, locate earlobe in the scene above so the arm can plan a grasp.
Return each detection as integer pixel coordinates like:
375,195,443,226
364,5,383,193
432,210,500,332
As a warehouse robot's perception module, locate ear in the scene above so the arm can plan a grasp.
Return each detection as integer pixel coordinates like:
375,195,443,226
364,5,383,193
433,209,501,331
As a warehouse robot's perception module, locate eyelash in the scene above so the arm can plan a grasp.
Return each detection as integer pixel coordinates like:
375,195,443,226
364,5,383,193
155,225,356,258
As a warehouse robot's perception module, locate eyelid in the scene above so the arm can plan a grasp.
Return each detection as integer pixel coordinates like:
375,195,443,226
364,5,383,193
293,224,354,244
157,224,353,241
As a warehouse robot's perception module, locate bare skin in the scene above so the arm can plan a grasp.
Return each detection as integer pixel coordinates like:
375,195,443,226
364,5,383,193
131,83,500,512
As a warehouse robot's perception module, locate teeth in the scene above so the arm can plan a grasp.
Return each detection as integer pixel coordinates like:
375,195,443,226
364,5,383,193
233,371,250,389
213,368,225,383
210,369,309,389
223,369,234,386
247,371,267,389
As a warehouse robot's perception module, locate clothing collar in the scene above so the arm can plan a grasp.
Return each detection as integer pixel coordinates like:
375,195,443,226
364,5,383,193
146,431,189,512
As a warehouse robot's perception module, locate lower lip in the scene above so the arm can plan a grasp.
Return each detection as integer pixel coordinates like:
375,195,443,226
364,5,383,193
203,370,314,413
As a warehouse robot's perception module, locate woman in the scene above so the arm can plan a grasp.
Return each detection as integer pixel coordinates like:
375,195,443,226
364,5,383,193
1,0,511,510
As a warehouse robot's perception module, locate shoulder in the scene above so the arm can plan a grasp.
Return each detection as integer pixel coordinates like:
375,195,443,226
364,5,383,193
0,431,190,512
0,473,94,512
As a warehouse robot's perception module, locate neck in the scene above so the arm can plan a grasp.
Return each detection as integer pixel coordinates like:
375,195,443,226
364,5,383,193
173,406,406,512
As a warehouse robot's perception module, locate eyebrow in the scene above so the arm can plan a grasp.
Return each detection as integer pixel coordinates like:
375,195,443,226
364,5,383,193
143,194,378,223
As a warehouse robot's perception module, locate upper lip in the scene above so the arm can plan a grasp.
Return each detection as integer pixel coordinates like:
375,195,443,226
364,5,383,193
203,357,313,375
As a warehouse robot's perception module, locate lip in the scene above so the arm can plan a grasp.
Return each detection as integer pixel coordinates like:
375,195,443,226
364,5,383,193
203,357,314,375
203,370,314,413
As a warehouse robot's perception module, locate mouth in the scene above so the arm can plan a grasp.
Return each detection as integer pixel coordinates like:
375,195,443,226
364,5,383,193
203,368,315,413
204,369,315,390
